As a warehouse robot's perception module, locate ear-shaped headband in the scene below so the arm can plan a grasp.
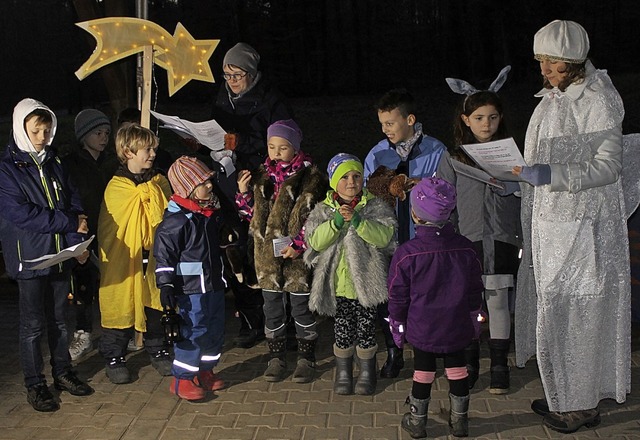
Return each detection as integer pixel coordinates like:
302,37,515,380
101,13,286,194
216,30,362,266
445,65,511,96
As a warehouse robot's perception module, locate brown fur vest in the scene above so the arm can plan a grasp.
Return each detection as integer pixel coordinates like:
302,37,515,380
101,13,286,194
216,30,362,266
251,164,327,292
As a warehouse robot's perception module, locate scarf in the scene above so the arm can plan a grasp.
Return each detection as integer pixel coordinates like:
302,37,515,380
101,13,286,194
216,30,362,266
170,194,219,217
264,151,312,198
333,191,362,209
394,122,424,161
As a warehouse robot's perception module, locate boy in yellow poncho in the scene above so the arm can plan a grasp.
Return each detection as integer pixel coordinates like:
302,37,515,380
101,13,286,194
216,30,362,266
97,123,173,384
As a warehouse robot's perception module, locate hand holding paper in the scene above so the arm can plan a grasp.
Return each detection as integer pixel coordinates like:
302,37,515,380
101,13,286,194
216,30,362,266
25,236,95,270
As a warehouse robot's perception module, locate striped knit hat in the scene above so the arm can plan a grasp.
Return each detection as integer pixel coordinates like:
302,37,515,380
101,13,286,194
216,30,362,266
168,156,214,198
75,109,110,141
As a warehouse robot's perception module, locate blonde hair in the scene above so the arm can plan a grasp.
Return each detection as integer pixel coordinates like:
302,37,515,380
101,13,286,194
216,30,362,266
115,123,158,164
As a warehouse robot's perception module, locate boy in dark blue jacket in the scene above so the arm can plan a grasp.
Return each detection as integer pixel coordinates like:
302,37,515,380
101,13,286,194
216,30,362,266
154,156,231,401
0,98,94,412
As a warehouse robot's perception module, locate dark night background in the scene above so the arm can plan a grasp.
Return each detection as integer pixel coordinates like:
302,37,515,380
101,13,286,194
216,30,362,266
1,0,640,318
1,1,639,132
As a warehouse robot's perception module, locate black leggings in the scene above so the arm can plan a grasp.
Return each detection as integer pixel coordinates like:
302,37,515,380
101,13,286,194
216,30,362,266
412,348,467,399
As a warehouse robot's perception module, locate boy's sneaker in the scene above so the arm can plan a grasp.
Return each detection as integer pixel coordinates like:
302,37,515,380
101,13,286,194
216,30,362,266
170,376,206,401
69,330,93,361
54,371,94,396
127,337,144,352
106,356,131,384
150,349,173,376
198,370,225,391
26,382,59,412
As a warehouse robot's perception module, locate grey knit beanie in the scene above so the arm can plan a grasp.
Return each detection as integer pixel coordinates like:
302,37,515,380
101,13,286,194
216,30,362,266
223,43,260,77
75,109,110,142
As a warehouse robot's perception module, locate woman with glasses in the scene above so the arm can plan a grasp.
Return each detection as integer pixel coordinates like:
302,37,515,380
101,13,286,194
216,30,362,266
211,42,294,350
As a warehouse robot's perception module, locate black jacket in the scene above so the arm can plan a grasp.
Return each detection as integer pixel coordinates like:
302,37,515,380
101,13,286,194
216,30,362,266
212,76,293,171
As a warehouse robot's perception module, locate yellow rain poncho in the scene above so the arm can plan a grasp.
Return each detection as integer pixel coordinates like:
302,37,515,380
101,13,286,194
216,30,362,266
98,174,171,332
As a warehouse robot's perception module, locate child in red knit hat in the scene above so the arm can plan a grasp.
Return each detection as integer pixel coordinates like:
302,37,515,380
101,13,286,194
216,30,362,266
154,156,231,400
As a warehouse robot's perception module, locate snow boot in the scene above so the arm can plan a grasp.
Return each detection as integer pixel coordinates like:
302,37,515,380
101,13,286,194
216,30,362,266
264,336,287,382
355,345,377,395
333,344,354,395
292,338,316,383
489,338,510,394
401,395,430,439
449,393,470,437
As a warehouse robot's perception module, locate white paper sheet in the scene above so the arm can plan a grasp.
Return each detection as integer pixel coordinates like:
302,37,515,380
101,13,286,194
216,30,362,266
150,110,226,151
25,235,95,270
460,137,526,181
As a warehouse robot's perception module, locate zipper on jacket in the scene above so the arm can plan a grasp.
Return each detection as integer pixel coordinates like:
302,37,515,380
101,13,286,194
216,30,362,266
37,162,63,269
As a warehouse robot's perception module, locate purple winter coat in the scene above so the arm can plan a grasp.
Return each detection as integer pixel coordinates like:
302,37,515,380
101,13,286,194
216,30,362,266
387,223,484,354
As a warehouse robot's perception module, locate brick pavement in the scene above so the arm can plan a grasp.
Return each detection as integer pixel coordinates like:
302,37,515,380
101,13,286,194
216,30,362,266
1,275,639,440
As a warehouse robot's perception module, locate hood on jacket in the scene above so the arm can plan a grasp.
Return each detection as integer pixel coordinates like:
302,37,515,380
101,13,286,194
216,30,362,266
12,98,57,156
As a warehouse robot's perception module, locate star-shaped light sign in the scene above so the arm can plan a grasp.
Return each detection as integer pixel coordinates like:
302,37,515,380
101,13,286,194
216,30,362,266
75,17,219,96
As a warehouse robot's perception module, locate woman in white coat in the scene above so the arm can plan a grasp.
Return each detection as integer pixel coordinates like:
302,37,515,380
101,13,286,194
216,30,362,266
513,20,630,434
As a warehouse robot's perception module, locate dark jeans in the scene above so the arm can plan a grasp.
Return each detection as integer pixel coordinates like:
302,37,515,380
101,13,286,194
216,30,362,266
72,262,99,332
18,272,72,387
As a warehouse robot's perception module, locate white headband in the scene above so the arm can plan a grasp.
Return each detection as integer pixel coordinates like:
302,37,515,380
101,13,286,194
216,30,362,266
445,65,511,96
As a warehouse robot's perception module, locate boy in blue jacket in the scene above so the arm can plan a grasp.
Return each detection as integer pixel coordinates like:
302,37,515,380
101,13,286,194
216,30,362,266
154,156,230,401
0,98,94,412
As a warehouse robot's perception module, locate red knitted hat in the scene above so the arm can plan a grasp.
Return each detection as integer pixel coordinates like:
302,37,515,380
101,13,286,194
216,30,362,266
168,156,214,198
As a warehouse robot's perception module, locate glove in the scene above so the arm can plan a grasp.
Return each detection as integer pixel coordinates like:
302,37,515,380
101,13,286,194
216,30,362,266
388,317,406,349
224,133,238,151
519,164,551,186
350,210,361,229
160,285,177,310
490,180,521,196
333,210,345,229
210,149,233,162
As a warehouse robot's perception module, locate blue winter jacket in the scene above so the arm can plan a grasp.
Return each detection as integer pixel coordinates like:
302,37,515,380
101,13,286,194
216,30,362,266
154,200,228,294
364,134,446,242
0,140,84,279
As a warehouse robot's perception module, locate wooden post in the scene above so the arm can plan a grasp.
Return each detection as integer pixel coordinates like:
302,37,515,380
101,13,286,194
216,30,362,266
140,45,153,129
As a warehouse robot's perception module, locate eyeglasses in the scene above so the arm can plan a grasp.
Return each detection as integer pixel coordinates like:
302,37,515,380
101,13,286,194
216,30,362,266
222,72,248,82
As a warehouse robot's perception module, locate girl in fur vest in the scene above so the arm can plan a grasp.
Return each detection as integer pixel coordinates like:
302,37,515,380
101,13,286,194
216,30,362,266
236,119,327,383
304,153,397,395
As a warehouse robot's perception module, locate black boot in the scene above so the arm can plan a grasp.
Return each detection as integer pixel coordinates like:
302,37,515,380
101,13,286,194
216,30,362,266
464,340,480,389
355,345,378,395
264,336,287,382
449,393,470,437
380,346,404,378
233,310,265,349
292,338,316,383
333,344,354,395
401,395,430,439
489,338,510,394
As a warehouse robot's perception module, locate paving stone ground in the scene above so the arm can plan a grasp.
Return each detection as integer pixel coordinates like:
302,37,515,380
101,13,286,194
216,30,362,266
1,274,639,440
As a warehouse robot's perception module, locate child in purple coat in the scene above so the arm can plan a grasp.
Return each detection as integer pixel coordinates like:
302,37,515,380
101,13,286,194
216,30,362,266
387,177,483,439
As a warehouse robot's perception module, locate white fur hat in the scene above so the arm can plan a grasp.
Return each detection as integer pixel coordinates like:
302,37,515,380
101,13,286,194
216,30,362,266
533,20,590,63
